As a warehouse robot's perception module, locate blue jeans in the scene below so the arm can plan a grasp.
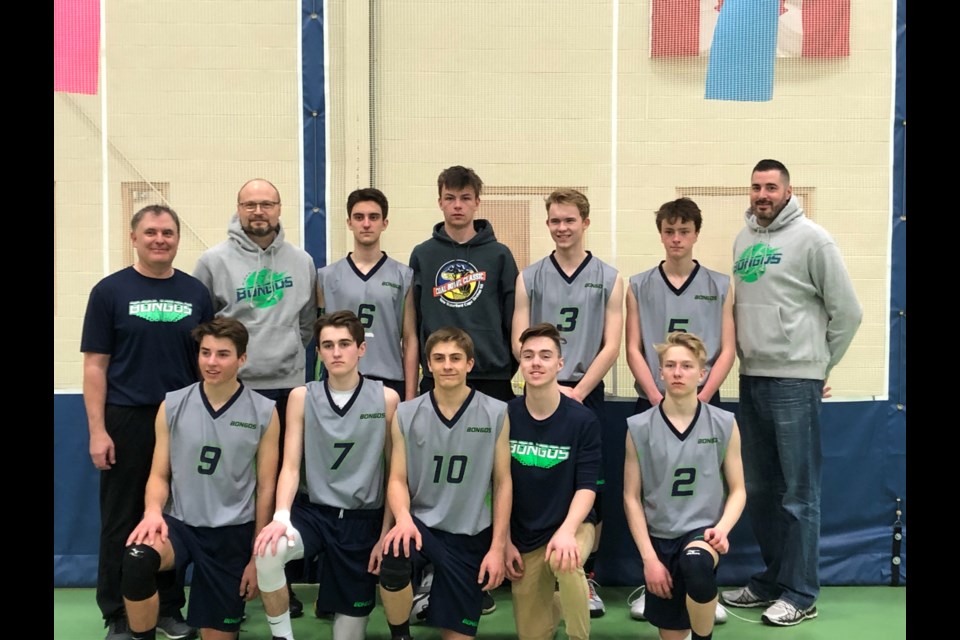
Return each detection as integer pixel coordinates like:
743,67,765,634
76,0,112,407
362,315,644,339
738,375,823,610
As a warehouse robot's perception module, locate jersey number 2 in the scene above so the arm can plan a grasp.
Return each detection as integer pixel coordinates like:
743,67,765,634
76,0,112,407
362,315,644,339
671,467,696,496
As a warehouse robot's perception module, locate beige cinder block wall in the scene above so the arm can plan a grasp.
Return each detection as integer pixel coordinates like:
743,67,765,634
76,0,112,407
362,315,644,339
56,0,894,400
331,0,893,400
54,0,301,390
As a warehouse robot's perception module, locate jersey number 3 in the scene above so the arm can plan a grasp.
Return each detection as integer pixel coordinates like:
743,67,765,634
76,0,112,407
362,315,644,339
557,307,579,332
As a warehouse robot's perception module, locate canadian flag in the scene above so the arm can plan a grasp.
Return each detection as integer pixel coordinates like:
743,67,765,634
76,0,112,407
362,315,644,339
651,0,850,58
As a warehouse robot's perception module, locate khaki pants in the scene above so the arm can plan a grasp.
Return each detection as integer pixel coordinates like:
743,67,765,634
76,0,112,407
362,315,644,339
511,523,596,640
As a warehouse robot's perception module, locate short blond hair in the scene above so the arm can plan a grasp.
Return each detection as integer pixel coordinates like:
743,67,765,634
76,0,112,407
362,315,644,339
545,188,589,220
655,331,707,368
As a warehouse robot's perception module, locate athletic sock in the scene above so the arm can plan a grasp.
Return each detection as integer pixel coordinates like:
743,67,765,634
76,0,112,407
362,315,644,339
388,620,411,639
267,611,294,639
131,629,156,640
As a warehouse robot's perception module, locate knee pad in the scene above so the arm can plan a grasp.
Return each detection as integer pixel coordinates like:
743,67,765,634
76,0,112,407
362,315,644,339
121,544,161,602
255,542,292,593
679,547,717,604
379,553,412,592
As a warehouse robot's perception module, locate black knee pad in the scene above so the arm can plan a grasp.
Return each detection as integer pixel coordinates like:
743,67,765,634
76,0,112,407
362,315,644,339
121,544,162,602
679,546,717,604
379,552,412,592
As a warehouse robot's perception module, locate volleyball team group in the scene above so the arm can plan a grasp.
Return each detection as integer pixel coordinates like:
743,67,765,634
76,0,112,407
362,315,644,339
82,160,862,640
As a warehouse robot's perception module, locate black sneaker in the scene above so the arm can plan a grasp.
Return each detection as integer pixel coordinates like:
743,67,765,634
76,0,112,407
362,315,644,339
481,591,496,615
157,614,197,640
104,617,132,640
289,586,304,619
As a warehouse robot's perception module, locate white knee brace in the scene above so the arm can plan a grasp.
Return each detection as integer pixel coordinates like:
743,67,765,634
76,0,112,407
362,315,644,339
255,529,305,593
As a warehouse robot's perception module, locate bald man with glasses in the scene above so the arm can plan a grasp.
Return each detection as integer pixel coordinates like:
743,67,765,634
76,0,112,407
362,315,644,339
194,184,317,573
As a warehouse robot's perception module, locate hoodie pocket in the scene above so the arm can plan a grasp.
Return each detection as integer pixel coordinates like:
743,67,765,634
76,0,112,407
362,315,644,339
735,303,791,361
242,324,304,379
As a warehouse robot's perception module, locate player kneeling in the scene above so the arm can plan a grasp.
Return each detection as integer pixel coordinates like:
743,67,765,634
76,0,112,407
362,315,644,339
254,311,400,640
623,332,746,640
122,318,280,640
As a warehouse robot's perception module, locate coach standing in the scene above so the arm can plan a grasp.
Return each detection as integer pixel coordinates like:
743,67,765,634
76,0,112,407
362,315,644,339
720,160,862,627
82,205,210,640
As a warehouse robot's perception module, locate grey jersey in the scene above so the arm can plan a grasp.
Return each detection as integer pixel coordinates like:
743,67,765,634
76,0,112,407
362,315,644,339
626,402,733,539
629,261,729,398
397,390,507,535
318,254,413,381
522,252,619,381
165,382,274,528
302,377,387,509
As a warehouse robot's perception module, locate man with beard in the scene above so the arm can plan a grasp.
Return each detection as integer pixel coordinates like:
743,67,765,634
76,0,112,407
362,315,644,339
194,178,317,615
720,159,861,627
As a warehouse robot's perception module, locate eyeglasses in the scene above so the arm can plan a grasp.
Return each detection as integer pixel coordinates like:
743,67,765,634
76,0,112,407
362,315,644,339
239,201,280,212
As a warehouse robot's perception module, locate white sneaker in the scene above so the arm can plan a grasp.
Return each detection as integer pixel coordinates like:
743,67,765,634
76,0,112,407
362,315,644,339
714,602,728,624
628,587,646,620
586,572,605,618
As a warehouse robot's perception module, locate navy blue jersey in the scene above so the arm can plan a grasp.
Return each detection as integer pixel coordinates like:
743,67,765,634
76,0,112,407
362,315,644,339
80,267,214,406
507,394,601,553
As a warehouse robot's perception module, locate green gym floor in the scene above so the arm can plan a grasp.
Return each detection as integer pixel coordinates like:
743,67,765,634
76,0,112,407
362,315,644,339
54,584,905,639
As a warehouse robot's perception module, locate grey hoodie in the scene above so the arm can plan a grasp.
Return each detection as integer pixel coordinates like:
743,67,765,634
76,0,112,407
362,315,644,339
732,197,862,380
194,213,317,389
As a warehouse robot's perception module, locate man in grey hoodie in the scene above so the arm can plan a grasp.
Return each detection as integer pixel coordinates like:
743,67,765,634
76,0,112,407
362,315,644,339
720,160,862,627
194,179,317,614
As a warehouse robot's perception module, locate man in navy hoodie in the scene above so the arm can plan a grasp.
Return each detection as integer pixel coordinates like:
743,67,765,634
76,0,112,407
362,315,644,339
410,165,520,404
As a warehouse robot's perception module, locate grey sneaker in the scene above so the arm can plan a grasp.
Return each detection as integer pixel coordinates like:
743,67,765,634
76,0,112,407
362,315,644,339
104,617,132,640
762,600,818,626
586,573,605,618
409,592,430,624
720,585,773,608
157,615,198,639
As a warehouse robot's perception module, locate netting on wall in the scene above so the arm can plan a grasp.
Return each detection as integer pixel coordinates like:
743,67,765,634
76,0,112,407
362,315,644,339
54,0,303,390
325,0,892,400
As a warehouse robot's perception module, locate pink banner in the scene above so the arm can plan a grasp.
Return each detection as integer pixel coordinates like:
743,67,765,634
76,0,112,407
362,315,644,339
54,0,99,94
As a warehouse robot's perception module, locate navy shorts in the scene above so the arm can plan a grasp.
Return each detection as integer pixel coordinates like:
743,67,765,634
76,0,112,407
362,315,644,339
165,516,254,632
644,527,713,631
388,517,492,637
292,502,382,616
